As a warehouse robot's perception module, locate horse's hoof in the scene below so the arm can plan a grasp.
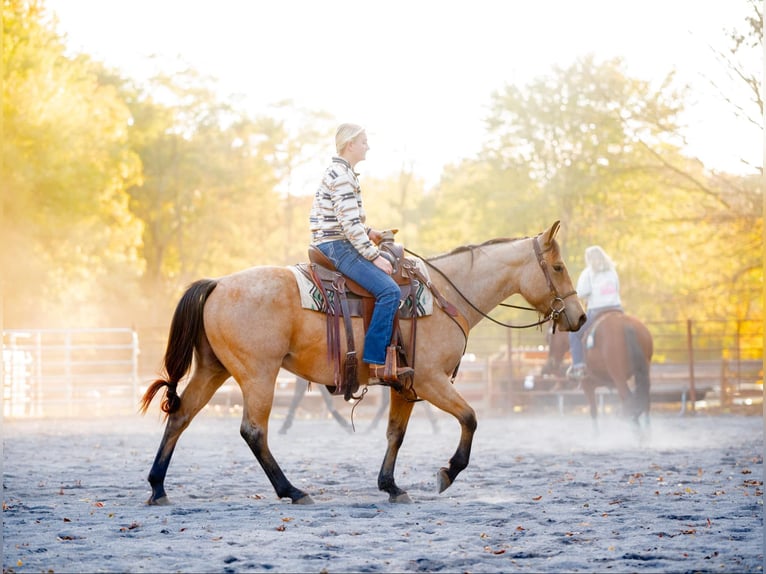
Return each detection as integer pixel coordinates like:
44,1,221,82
389,492,413,504
292,494,315,505
436,468,452,493
147,496,170,506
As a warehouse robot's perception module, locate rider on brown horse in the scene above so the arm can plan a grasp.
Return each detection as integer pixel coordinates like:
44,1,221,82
568,245,623,380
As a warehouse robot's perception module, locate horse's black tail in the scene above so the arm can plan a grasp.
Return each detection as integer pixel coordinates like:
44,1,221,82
625,324,650,416
139,278,219,415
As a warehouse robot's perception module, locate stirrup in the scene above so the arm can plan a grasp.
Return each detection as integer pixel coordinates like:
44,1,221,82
369,364,414,382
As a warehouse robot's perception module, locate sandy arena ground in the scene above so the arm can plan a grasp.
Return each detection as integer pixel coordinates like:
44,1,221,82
3,405,764,573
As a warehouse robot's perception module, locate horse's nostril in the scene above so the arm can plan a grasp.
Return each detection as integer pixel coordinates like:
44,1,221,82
577,314,587,329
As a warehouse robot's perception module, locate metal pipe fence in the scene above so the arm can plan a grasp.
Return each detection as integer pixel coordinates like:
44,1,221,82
2,319,761,418
2,328,140,418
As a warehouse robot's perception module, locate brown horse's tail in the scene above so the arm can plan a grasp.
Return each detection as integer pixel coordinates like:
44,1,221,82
625,324,650,416
139,278,219,416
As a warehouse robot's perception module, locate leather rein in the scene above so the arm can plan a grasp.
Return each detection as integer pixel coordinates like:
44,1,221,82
404,235,577,331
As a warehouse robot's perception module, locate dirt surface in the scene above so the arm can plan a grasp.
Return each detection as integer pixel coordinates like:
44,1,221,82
3,409,763,573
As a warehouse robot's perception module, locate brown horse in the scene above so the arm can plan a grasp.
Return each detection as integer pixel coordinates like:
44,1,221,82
546,312,653,426
140,221,585,505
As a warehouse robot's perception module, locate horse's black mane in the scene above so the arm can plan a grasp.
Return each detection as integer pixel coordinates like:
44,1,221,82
427,236,526,262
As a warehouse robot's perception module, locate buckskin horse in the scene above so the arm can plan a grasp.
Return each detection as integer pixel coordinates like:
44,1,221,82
140,221,585,504
545,311,653,427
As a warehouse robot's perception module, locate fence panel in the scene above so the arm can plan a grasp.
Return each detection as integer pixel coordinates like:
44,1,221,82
2,329,139,418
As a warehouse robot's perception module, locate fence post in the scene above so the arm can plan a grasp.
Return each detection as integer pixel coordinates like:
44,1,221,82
686,319,697,414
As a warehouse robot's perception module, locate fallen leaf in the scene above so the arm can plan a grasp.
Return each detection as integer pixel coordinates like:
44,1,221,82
93,501,104,508
532,495,542,501
276,524,286,531
515,526,525,531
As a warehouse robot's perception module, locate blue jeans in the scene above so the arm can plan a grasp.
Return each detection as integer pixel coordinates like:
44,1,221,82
568,306,622,366
315,240,400,365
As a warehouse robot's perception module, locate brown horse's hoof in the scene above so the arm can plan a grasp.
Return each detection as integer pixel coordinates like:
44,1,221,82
436,468,452,493
389,492,413,504
292,494,315,505
146,496,171,506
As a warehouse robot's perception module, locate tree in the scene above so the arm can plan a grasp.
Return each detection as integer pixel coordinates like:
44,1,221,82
119,67,287,310
422,54,762,326
2,0,143,327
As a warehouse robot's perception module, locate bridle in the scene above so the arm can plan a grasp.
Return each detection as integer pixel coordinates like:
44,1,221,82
404,234,578,331
531,235,578,332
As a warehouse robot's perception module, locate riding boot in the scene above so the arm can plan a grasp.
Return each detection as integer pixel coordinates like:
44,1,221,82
368,345,414,389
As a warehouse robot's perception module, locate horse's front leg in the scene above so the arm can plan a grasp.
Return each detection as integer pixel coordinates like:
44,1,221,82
582,380,600,434
416,380,477,494
240,388,313,505
377,388,416,503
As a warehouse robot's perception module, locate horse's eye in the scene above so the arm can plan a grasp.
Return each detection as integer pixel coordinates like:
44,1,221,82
553,264,564,273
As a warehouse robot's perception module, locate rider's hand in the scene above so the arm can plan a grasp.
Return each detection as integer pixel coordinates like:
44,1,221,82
368,228,383,245
373,255,393,275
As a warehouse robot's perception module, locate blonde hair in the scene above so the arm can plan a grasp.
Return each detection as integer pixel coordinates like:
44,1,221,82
335,123,365,154
585,245,615,273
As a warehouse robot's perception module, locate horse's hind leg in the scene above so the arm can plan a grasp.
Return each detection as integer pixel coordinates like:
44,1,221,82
147,366,230,505
377,389,416,503
239,377,313,505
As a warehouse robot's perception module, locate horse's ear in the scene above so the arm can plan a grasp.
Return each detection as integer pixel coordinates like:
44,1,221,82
543,220,561,246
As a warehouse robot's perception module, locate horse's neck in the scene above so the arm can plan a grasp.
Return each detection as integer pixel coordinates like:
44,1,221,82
430,238,530,326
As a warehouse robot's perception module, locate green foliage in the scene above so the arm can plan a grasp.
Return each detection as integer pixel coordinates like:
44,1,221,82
3,0,143,327
417,55,762,331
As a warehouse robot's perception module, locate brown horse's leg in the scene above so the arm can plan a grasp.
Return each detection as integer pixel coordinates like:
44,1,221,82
239,378,313,505
147,366,230,505
581,380,600,431
377,388,416,502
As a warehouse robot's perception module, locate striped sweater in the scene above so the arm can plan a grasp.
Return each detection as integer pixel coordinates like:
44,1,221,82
309,157,379,261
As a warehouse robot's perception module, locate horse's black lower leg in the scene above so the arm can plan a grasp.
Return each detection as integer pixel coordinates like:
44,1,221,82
240,419,313,504
377,392,415,502
146,414,190,505
435,411,477,493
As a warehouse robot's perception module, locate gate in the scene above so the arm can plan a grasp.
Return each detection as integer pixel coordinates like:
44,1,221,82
2,328,140,418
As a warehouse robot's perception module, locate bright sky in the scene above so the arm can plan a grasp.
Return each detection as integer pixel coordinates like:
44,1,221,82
51,0,760,189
